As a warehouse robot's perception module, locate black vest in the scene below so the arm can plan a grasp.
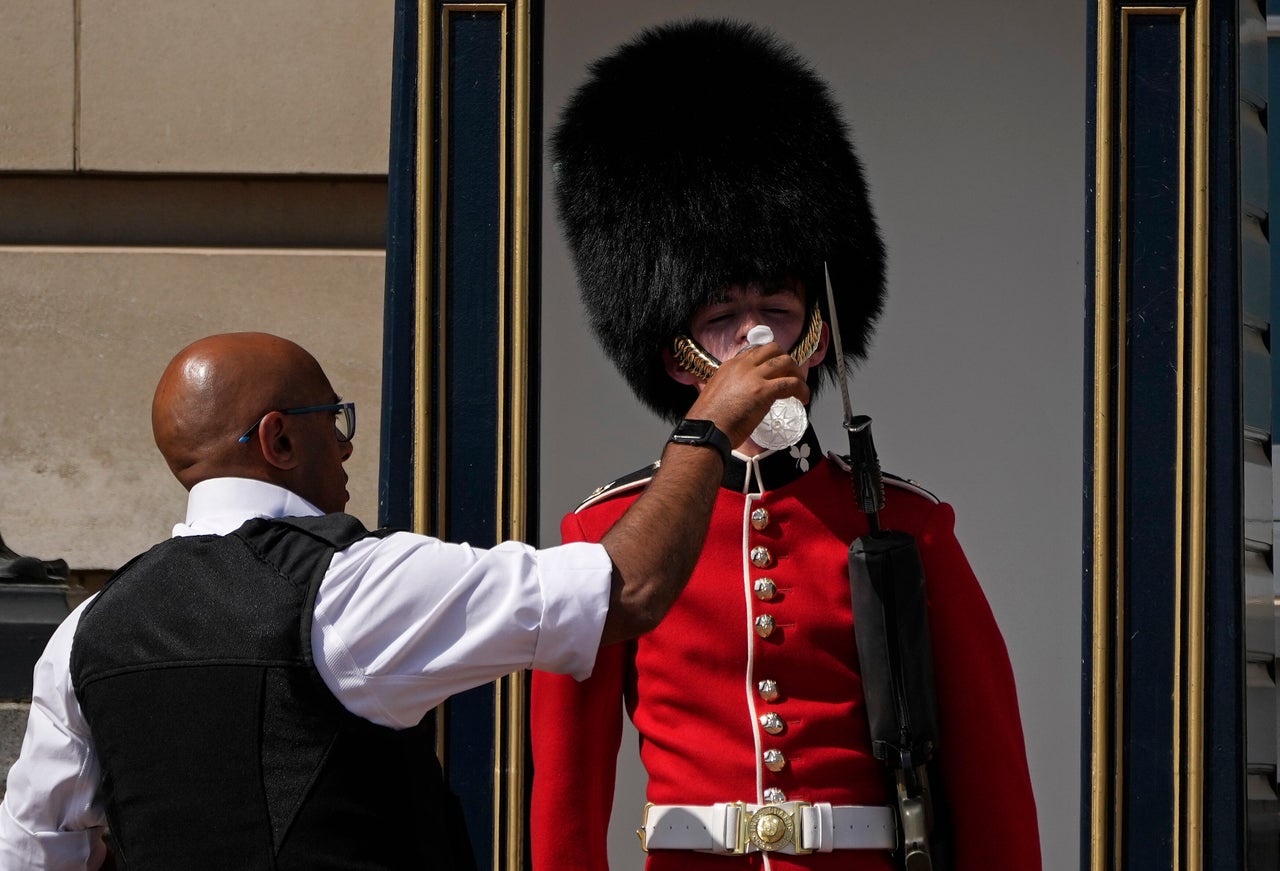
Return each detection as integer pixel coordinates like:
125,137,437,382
71,514,474,870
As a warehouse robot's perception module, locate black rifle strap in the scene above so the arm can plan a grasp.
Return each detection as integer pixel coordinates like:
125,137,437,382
849,530,950,871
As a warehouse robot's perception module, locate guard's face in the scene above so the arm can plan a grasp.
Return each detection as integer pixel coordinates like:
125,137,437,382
687,281,810,367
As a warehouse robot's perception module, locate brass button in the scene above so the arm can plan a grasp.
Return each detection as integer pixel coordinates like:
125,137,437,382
758,679,779,702
763,749,787,772
750,546,772,568
750,507,770,530
754,615,775,638
753,578,776,601
763,786,787,804
759,712,785,735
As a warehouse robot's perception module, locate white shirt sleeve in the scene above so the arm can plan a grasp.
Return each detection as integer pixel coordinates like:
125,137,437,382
0,600,108,871
0,482,614,861
313,533,613,729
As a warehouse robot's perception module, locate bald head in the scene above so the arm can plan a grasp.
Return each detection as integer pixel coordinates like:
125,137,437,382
152,332,334,490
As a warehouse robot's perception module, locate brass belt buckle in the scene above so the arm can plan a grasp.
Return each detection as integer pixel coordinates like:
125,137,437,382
739,801,811,854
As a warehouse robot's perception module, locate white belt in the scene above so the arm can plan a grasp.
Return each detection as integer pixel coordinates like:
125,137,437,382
639,801,897,855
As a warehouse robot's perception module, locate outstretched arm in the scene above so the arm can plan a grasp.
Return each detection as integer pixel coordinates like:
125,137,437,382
597,343,806,645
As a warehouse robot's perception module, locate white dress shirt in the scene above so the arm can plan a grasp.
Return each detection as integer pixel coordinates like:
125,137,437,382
0,477,613,870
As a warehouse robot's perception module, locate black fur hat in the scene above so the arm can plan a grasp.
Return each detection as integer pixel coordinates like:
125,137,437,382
553,18,886,422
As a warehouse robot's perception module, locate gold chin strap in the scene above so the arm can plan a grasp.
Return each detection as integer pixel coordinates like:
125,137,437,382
672,304,824,382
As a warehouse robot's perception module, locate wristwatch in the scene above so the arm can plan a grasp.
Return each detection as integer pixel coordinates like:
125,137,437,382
668,419,732,465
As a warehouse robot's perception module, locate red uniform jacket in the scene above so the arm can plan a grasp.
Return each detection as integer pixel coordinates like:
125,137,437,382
532,432,1040,870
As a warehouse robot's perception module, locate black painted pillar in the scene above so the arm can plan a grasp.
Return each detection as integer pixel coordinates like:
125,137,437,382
1085,1,1268,868
382,2,543,868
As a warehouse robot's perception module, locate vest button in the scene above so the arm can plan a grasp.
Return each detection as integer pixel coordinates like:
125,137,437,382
758,679,779,702
754,615,776,638
750,546,772,568
753,578,776,601
750,507,770,530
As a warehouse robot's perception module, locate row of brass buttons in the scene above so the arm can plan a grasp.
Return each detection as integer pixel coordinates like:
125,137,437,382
752,504,786,797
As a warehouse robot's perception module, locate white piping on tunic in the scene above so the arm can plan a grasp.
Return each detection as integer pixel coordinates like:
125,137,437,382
743,457,775,871
742,490,765,807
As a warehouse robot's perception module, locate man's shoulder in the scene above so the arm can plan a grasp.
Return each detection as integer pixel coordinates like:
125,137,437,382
882,471,941,505
823,451,941,506
234,513,399,558
573,461,661,513
263,512,371,542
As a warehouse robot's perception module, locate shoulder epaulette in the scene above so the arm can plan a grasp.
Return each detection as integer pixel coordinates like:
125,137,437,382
825,452,941,505
576,461,660,512
882,471,940,504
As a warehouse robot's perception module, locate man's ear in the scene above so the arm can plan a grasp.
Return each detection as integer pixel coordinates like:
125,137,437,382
661,346,702,386
256,412,300,471
807,321,830,369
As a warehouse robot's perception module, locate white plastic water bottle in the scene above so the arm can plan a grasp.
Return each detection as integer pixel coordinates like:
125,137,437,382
744,325,807,450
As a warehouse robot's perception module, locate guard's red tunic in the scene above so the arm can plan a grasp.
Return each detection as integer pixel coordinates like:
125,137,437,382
531,437,1041,870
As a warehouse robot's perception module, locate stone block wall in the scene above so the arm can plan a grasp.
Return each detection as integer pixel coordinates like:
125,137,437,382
1,0,394,797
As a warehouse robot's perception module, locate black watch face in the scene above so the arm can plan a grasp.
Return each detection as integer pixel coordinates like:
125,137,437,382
672,419,714,441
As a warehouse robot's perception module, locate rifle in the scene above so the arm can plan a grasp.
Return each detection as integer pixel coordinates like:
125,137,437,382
824,263,948,871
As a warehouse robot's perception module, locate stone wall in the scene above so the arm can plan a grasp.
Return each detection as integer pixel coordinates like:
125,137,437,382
1,0,394,795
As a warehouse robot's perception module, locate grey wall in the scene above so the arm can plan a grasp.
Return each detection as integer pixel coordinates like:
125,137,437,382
538,3,1085,869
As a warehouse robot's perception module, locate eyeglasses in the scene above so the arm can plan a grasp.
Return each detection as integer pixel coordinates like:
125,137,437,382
237,402,356,444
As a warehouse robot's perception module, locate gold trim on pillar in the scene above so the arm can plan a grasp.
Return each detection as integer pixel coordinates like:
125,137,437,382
415,0,446,765
414,5,436,543
500,4,533,868
1090,4,1208,870
1184,4,1209,865
415,4,535,869
1090,5,1116,868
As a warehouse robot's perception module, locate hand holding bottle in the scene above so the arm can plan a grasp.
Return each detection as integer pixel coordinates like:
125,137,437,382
743,325,808,450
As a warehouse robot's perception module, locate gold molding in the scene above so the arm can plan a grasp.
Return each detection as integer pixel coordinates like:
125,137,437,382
502,4,533,868
414,1,435,541
1090,4,1114,867
1091,4,1208,870
1185,2,1209,865
507,0,532,548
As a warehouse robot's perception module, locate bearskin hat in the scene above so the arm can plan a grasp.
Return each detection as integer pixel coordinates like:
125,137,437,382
552,18,886,422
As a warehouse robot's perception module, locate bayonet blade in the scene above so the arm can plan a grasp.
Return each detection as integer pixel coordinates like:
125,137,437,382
824,262,855,427
824,261,884,518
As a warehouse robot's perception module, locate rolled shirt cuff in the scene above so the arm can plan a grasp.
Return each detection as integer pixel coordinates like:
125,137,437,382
531,541,613,680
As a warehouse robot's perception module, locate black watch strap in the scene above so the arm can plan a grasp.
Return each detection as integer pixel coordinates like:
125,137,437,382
668,419,733,465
